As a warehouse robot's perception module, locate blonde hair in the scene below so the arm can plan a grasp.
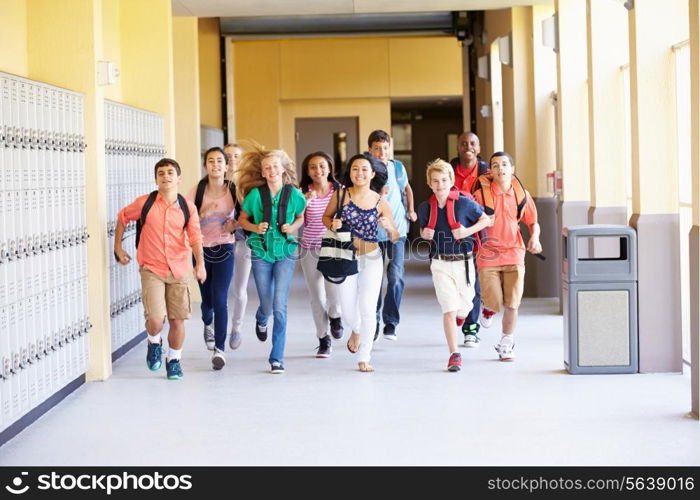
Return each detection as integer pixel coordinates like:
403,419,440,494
425,158,454,186
235,142,298,203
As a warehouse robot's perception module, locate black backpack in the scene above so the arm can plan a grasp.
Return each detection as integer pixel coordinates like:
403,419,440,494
136,191,190,248
256,184,295,250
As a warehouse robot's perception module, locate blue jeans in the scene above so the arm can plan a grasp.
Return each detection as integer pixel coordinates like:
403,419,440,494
251,254,296,364
465,259,481,331
376,237,406,327
198,244,235,351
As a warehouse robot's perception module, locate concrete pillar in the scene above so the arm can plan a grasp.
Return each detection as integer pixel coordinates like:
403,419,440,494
586,0,629,234
628,0,687,373
555,0,591,233
27,0,111,380
689,0,700,415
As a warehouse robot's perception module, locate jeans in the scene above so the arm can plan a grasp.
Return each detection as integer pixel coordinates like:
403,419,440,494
376,237,406,327
465,259,482,331
250,254,296,364
198,244,234,351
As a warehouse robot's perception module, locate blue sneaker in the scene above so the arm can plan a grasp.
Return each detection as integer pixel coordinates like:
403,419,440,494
146,340,163,371
166,359,184,380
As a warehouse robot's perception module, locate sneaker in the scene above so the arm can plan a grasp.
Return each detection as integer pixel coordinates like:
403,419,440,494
383,323,397,341
166,358,184,379
203,323,215,351
373,322,380,342
495,336,515,361
464,333,480,348
329,317,344,340
316,335,332,358
146,340,163,371
212,349,226,370
270,361,285,374
447,352,462,372
480,307,497,328
255,322,268,342
229,330,242,350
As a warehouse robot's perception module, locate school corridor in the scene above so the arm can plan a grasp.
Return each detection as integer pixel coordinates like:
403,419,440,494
1,0,700,467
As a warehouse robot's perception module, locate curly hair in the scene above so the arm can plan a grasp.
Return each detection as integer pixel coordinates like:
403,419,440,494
234,142,298,203
300,151,337,193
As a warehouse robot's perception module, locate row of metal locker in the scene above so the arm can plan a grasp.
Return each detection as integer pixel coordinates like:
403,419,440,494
105,101,163,354
0,71,90,432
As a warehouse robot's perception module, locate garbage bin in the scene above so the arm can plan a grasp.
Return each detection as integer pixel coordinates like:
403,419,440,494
562,225,638,374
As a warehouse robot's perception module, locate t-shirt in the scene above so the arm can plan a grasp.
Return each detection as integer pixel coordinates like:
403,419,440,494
450,157,488,194
186,184,236,247
376,159,408,241
418,195,484,257
473,184,538,268
241,185,306,262
300,185,335,250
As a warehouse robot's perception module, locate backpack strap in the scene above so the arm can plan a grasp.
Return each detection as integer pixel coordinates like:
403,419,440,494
427,195,438,230
277,184,293,229
445,188,461,231
476,173,528,221
512,174,527,221
135,191,159,249
176,194,190,229
194,177,208,212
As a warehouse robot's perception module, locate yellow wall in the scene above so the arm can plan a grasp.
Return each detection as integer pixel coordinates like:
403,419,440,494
198,17,221,129
172,16,202,191
120,0,175,155
101,0,122,102
0,0,28,76
234,35,462,157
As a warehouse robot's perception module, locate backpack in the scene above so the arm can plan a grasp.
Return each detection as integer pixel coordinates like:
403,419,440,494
316,188,358,284
473,174,527,220
256,184,295,250
135,191,190,249
194,176,239,216
392,159,410,219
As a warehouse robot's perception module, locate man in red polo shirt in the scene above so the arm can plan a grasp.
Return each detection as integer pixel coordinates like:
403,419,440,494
114,158,206,380
449,131,489,346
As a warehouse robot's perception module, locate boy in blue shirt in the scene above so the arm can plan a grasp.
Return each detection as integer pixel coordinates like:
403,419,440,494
418,159,492,371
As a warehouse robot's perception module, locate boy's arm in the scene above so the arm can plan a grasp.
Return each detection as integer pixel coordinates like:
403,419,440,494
417,202,434,240
404,182,417,221
113,221,131,265
452,213,493,240
526,222,542,254
191,242,207,283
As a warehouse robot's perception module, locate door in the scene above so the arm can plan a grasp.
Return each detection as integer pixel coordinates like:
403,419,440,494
294,117,359,180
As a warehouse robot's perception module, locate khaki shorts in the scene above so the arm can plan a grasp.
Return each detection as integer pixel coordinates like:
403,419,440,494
140,267,191,321
430,258,476,318
478,265,525,312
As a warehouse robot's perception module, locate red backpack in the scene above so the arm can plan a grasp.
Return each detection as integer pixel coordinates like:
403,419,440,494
425,187,481,253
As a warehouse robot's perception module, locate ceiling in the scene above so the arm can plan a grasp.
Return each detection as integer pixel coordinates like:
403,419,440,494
171,0,550,17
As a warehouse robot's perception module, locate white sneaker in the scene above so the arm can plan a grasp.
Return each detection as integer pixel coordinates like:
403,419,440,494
229,330,242,350
494,336,515,361
480,307,496,329
463,333,480,348
212,348,226,370
203,324,215,351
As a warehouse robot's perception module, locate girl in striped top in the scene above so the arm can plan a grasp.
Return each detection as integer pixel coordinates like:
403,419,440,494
299,152,344,358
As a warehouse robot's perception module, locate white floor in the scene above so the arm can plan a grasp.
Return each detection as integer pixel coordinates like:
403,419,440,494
0,260,698,466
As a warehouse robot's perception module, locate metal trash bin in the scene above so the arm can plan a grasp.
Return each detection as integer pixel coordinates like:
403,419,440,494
562,225,638,374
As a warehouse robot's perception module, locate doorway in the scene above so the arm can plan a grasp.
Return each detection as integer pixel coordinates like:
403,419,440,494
294,117,359,180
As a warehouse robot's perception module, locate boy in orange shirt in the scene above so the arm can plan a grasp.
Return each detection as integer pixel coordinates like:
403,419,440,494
473,152,542,361
114,158,206,379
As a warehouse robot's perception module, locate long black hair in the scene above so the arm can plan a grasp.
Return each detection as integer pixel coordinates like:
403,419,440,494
299,151,338,193
342,153,387,194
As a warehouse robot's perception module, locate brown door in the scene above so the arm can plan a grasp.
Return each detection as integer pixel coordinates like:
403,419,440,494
294,117,359,180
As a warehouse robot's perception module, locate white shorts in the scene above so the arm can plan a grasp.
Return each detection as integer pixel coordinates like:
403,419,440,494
430,257,476,317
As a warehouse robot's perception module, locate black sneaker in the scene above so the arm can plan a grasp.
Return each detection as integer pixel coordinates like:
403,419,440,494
383,323,397,341
329,317,344,340
316,335,332,358
373,322,380,341
255,322,268,342
462,322,480,335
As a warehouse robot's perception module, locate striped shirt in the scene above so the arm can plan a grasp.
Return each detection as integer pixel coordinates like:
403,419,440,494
300,185,335,249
